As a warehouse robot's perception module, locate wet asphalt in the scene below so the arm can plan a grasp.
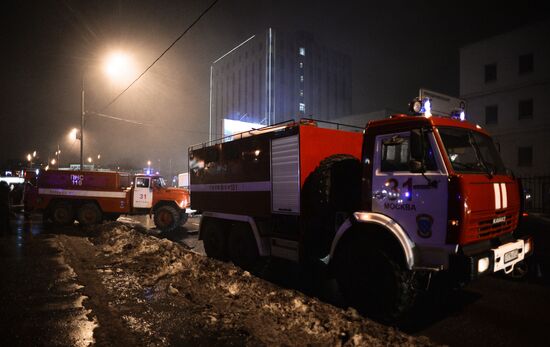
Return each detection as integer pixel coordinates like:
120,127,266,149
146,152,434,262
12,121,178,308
1,213,550,346
0,214,96,346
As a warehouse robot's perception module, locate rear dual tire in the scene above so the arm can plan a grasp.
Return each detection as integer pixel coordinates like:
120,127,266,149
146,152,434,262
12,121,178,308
77,203,103,226
202,218,260,272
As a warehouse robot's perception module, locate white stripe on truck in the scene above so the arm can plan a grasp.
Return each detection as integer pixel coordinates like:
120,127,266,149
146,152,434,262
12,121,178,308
38,188,127,198
493,183,501,210
191,181,271,192
500,183,508,209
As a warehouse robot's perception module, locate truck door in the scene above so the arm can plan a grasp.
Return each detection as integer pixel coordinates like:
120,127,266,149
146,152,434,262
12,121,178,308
371,129,448,246
133,177,153,209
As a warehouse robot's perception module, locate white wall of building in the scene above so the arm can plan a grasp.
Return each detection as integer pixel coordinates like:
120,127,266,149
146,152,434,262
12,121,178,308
460,21,550,176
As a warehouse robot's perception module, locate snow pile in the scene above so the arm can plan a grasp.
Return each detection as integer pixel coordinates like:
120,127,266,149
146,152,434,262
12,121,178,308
90,222,434,346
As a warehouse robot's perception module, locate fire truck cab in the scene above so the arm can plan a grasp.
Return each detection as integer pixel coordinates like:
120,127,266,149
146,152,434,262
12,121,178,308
189,97,533,322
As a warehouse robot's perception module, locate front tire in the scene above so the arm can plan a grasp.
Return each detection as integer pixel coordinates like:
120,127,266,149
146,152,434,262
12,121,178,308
154,205,180,232
180,212,189,225
335,240,418,324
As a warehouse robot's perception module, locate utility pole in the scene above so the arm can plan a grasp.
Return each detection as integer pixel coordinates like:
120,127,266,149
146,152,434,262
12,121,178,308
80,76,85,171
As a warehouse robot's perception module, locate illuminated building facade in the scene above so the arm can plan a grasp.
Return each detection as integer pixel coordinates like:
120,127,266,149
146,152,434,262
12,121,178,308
209,29,351,140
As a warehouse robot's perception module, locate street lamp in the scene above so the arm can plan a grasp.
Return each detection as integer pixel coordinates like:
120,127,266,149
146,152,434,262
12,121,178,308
147,160,151,174
80,51,134,170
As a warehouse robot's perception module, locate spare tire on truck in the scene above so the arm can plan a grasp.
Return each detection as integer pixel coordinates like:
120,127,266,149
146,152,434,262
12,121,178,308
301,154,362,259
154,205,180,232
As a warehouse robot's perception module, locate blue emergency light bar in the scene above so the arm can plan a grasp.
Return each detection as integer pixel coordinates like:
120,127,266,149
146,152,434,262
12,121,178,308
409,97,466,121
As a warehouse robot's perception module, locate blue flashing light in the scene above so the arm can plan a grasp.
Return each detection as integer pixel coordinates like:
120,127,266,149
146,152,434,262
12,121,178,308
450,109,467,121
423,98,431,113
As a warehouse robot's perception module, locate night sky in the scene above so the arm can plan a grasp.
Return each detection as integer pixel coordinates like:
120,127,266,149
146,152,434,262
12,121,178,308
1,0,549,174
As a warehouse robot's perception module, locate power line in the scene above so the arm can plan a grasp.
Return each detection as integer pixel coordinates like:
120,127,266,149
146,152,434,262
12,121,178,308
87,111,209,135
100,0,220,113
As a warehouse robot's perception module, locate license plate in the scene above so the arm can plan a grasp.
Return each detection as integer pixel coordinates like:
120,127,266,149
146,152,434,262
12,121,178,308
504,249,519,263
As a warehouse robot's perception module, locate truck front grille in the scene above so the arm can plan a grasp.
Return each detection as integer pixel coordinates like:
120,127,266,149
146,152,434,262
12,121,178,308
465,210,518,241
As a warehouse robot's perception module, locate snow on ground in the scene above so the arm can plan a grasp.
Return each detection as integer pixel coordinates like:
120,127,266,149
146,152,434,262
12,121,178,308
85,222,435,346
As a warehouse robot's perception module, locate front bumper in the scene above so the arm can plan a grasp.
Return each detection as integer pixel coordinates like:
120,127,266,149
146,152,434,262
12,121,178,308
451,236,534,281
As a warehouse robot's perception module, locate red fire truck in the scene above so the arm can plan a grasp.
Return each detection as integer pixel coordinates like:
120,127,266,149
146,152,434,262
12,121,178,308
188,99,533,322
24,169,190,231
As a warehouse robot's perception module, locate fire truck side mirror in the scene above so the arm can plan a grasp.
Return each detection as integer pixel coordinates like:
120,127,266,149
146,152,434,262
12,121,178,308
409,160,424,173
410,129,423,160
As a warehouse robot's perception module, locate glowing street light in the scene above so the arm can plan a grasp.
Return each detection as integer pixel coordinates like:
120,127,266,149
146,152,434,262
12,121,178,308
87,157,93,164
26,153,33,169
80,51,134,170
104,52,136,86
51,158,57,165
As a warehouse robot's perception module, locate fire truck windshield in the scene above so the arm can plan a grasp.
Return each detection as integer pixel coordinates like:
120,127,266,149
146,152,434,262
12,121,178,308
152,177,167,188
438,127,507,175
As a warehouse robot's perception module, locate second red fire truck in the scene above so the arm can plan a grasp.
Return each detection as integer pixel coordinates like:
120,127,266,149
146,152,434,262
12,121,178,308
24,170,190,231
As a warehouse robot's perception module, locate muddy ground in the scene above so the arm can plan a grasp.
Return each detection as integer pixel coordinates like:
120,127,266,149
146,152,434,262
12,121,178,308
56,221,434,346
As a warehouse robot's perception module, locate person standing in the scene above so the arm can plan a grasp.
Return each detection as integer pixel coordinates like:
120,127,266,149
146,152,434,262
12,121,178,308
0,181,11,235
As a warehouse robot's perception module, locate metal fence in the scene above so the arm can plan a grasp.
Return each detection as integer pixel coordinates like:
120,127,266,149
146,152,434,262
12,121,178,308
519,176,550,214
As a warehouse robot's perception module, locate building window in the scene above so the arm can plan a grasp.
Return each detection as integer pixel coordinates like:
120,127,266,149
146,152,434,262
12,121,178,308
518,146,533,167
300,75,304,82
299,90,304,97
299,103,306,113
299,62,303,69
485,63,497,83
518,99,533,120
299,47,305,56
519,53,533,74
485,105,498,124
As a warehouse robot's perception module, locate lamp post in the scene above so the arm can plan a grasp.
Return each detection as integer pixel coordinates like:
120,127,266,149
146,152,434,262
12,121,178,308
80,77,85,170
79,51,134,171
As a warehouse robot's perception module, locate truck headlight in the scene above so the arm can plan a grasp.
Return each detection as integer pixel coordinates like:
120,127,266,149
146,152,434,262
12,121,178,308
478,257,490,273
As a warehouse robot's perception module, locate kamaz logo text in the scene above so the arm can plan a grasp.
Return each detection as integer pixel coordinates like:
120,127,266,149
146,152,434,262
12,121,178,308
493,216,506,224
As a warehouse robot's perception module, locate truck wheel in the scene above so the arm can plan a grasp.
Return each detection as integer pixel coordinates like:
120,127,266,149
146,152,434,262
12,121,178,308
228,222,259,271
51,201,74,226
202,218,228,261
77,203,103,226
335,241,418,324
154,205,179,232
180,212,189,225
